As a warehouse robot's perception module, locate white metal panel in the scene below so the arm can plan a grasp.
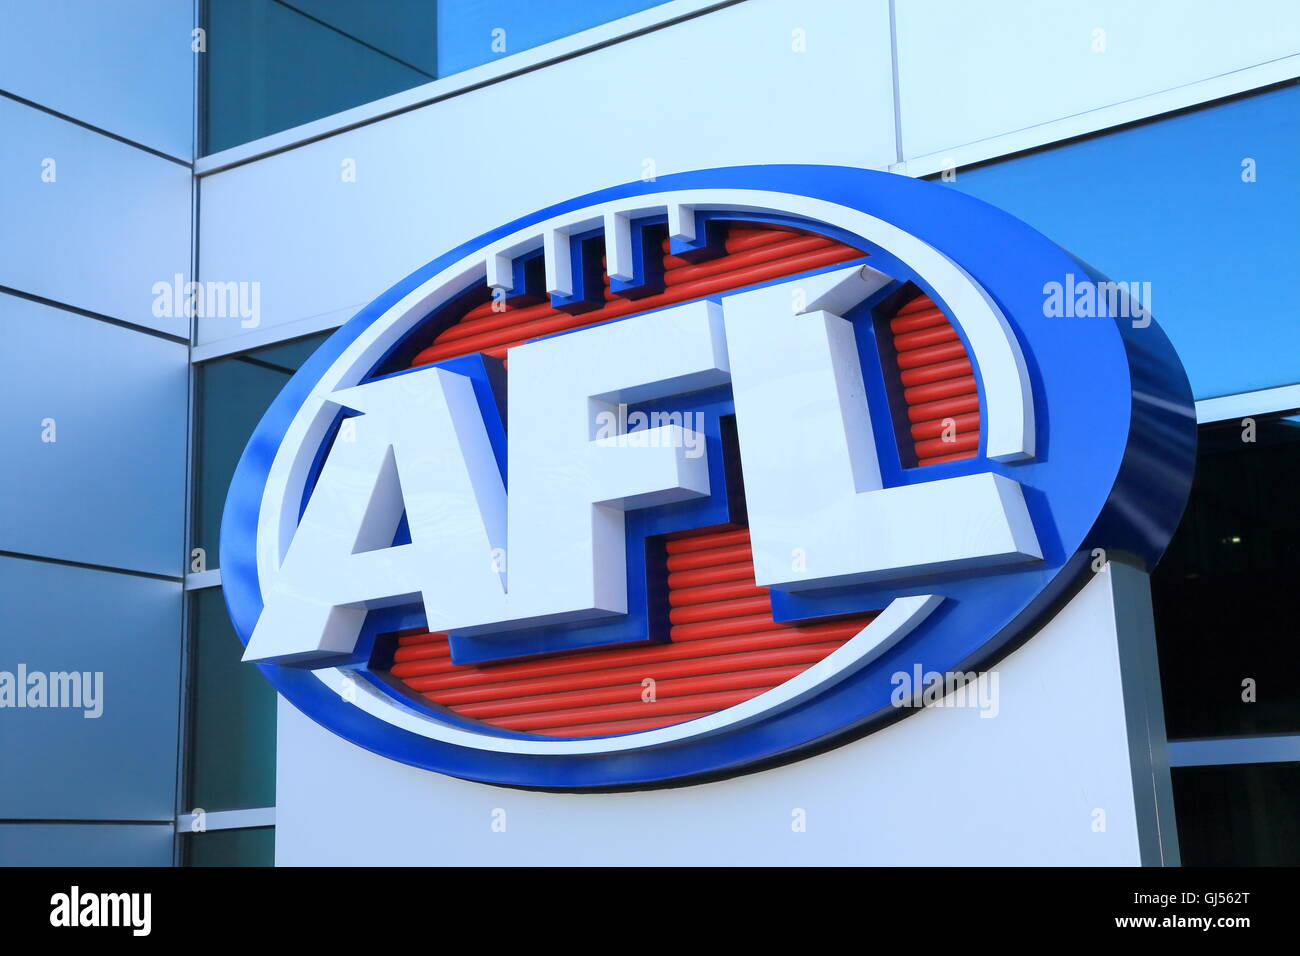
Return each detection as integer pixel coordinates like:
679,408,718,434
1195,384,1300,423
275,564,1172,865
0,98,192,335
176,807,276,831
196,0,896,349
896,0,1300,162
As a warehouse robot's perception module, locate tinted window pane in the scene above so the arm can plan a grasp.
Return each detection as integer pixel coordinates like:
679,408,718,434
205,0,435,154
187,590,277,811
192,332,329,563
1152,417,1300,738
203,0,671,154
185,826,275,866
1173,762,1300,866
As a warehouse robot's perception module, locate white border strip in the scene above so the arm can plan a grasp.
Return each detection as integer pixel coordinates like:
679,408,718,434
890,55,1300,179
1168,734,1300,768
1195,383,1300,424
185,568,222,591
194,0,741,176
176,806,275,831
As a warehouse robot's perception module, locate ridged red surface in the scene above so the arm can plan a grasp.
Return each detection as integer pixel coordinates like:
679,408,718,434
392,526,878,736
384,224,981,737
412,226,861,365
890,294,981,465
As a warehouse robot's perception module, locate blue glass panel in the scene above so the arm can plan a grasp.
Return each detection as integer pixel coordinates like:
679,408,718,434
436,0,669,76
940,84,1300,400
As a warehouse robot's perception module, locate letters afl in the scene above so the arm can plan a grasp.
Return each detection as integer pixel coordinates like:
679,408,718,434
220,166,1195,789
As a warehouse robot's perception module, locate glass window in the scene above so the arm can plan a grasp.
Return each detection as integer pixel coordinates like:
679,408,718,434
1172,762,1300,866
187,334,333,820
185,826,275,866
192,332,330,565
1151,416,1300,739
186,589,278,812
940,84,1300,401
203,0,672,154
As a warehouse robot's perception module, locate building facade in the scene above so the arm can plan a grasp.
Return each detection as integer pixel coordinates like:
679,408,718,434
1,0,1298,866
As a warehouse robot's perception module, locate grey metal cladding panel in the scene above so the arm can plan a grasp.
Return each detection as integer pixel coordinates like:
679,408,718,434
0,292,187,578
0,0,194,160
0,556,182,822
0,823,173,866
0,97,191,336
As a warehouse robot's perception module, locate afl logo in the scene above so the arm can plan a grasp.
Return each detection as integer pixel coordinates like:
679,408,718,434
221,166,1195,789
